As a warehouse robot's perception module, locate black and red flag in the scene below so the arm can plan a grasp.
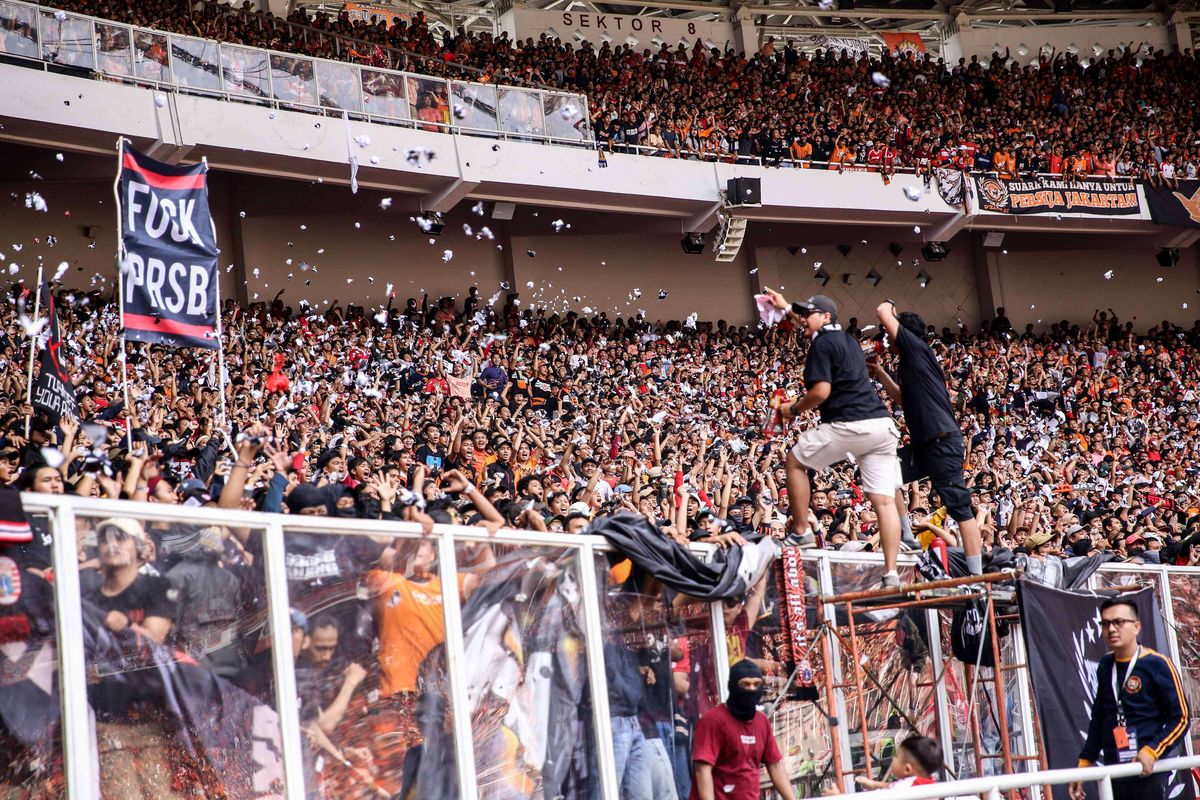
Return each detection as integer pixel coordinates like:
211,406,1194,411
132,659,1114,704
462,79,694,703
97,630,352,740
116,141,219,349
30,283,77,423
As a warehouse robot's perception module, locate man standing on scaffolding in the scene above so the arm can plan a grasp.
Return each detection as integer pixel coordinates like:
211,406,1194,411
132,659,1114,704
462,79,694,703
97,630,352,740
1070,598,1189,800
869,301,984,577
762,289,904,589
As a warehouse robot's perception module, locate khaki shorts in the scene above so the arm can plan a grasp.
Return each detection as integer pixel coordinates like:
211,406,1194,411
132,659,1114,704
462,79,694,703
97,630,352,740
790,417,901,495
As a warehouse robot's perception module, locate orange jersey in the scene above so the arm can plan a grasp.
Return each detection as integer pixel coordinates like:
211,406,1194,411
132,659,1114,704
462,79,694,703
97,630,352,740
369,570,466,695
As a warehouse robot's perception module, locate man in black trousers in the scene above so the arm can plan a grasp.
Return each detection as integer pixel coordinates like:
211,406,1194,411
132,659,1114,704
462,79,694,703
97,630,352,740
870,301,984,576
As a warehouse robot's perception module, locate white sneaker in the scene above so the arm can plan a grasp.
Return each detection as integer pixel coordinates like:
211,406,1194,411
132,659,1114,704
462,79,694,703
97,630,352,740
881,571,901,589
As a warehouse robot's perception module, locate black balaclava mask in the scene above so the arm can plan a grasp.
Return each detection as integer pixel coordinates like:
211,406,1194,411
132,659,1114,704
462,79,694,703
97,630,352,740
726,659,765,722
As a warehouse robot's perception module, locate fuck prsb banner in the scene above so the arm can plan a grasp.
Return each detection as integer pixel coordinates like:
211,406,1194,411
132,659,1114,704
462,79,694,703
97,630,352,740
1019,582,1191,800
117,141,219,349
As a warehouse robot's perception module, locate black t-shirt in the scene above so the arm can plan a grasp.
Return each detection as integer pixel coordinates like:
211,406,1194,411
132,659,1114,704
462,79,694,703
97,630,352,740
86,573,178,628
894,326,960,443
415,444,447,472
804,326,889,423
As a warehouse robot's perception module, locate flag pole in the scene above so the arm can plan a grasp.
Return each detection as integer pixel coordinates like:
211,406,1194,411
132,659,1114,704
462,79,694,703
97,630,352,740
22,265,44,438
201,156,233,454
113,138,134,452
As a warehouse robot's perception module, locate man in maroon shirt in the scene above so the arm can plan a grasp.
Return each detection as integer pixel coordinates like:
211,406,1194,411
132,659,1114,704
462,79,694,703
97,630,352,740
690,661,796,800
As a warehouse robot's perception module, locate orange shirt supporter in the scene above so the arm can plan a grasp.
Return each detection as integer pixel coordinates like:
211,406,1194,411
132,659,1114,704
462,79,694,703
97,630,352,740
790,140,812,166
829,145,850,168
369,570,468,696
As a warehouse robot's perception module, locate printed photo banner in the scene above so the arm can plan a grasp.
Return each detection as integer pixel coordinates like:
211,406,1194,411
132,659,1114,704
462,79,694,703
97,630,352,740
117,141,219,349
1144,179,1200,228
973,176,1141,216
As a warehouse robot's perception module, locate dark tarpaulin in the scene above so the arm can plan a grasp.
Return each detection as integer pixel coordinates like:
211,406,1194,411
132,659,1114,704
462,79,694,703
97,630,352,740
1018,582,1189,800
414,554,596,800
590,512,746,601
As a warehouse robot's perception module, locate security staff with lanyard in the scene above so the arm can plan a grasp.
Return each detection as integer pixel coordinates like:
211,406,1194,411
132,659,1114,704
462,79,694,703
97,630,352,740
1070,598,1190,800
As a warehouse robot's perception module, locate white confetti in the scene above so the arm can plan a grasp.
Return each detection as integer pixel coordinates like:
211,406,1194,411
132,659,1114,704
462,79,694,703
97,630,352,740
1104,270,1114,280
443,250,454,262
472,201,485,215
551,219,567,233
386,282,394,296
871,72,891,88
354,222,361,229
813,261,823,270
380,197,392,210
1157,277,1164,283
913,226,921,234
55,153,64,162
354,134,371,148
53,261,69,281
903,186,921,201
526,281,535,288
54,9,67,21
154,94,167,107
24,192,47,212
560,104,580,121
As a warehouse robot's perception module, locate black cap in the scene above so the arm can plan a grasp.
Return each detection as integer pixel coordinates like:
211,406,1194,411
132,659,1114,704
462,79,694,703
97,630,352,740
792,294,838,318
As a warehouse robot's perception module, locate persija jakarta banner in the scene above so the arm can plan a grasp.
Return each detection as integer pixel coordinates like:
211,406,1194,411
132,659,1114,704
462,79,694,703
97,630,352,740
973,176,1141,215
117,142,219,349
1144,180,1200,228
1018,582,1192,800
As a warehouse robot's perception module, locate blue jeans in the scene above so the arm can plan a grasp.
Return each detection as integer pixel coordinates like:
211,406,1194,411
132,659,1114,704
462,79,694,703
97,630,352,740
657,719,690,800
645,733,678,800
611,715,652,800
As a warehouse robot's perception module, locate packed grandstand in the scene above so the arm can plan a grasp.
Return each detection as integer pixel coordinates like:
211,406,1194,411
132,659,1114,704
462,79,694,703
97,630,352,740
2,1,1200,799
28,0,1200,178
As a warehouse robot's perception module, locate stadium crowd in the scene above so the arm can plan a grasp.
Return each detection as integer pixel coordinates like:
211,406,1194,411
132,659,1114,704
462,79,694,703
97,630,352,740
3,280,1200,798
33,0,1200,180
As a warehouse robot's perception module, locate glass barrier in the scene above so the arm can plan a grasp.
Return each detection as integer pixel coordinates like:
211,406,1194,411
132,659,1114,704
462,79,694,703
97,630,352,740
0,508,63,797
543,93,588,141
455,540,594,800
0,0,38,58
361,68,408,120
315,59,361,112
756,553,831,793
94,21,131,77
1167,572,1200,756
498,88,546,137
220,43,270,98
73,510,286,797
269,53,317,107
131,28,168,83
407,75,450,132
451,82,498,133
38,10,92,70
285,527,459,798
169,34,222,93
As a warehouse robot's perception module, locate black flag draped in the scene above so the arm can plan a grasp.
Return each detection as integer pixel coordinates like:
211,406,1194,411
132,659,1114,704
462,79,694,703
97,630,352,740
30,283,77,423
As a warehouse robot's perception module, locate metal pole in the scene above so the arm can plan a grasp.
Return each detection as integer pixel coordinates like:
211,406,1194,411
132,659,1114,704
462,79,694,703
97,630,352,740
964,664,986,778
1009,620,1044,800
984,586,1015,792
48,496,94,797
926,607,957,777
111,139,135,453
261,518,307,800
1098,774,1115,800
577,541,620,800
22,264,43,438
709,593,729,703
435,529,480,799
845,600,874,780
819,555,855,792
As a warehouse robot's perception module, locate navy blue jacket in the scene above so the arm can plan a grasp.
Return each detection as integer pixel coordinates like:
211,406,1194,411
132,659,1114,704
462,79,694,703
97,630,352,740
1079,647,1190,766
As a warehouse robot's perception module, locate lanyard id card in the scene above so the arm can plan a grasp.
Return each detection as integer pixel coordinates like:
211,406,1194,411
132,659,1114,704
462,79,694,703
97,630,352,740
1112,648,1141,763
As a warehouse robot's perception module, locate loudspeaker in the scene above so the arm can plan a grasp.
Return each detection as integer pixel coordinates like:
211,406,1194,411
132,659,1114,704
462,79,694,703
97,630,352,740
680,234,705,255
983,231,1005,248
726,177,761,206
492,202,516,220
1156,248,1179,268
921,241,949,262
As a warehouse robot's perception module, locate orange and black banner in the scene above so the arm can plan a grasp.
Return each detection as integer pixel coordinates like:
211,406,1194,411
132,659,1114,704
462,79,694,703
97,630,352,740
973,176,1141,216
1145,179,1200,228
